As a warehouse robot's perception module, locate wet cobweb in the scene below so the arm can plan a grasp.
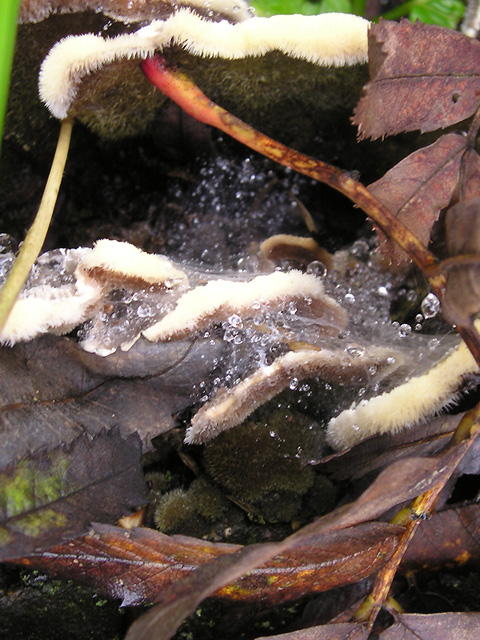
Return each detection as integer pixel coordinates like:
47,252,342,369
0,147,464,458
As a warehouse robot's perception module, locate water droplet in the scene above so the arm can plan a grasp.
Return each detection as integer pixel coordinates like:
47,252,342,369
289,377,299,390
350,239,369,261
223,327,236,342
228,313,243,328
344,292,356,304
137,304,151,318
377,285,389,297
421,293,440,319
346,345,365,358
306,260,327,278
428,338,440,350
399,323,412,337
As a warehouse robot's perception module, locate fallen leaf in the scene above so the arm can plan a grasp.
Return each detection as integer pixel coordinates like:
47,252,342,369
0,430,147,561
379,612,480,639
353,19,480,139
369,133,466,269
402,503,480,571
123,438,473,639
0,335,222,468
318,415,461,482
12,521,400,607
301,442,472,537
255,623,369,639
443,181,480,324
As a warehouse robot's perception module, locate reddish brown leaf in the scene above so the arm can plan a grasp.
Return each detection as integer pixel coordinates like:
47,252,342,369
255,623,369,639
123,522,399,640
353,19,480,139
318,415,460,482
402,503,480,571
443,186,480,323
13,521,400,607
369,133,466,269
300,440,472,538
458,148,480,202
379,613,480,639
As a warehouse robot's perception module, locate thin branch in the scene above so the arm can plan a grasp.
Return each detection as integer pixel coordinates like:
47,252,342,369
0,117,73,333
354,404,480,628
141,56,438,275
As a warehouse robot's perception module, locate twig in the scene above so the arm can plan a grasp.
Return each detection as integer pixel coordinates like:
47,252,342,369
141,56,438,276
0,117,73,333
354,404,480,628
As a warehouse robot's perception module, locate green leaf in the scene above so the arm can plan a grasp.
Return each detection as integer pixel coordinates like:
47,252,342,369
409,0,465,29
251,0,353,17
382,0,465,27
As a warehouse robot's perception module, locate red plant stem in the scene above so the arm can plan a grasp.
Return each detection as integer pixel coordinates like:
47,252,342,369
142,55,437,274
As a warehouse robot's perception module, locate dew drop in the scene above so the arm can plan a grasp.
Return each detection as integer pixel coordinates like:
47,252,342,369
306,260,327,278
289,377,299,390
137,304,151,318
228,313,243,328
421,293,440,319
398,323,412,337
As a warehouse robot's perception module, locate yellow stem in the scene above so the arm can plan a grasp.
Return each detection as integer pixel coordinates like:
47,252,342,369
0,118,73,334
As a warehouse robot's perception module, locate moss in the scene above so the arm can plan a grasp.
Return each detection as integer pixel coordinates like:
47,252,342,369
202,406,321,519
304,474,338,518
153,477,232,536
153,487,193,533
186,477,230,522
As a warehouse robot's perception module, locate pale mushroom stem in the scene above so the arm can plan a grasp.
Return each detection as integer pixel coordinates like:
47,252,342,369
0,117,73,333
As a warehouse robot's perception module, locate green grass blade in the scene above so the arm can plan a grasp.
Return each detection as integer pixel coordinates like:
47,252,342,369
0,0,21,156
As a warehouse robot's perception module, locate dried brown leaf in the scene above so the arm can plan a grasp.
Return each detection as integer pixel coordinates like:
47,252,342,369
300,441,471,538
0,335,222,468
402,503,480,571
0,430,147,561
13,521,400,607
353,19,480,139
255,623,369,640
379,613,480,639
369,133,466,269
318,415,461,482
444,192,480,323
